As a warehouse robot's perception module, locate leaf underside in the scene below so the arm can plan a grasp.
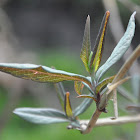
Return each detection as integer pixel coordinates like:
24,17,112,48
14,108,69,124
0,63,92,87
80,15,91,72
90,11,110,73
96,12,136,81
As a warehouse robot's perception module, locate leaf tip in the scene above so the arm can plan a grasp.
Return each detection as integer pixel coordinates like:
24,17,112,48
66,92,70,96
106,11,110,15
133,11,136,16
86,15,90,27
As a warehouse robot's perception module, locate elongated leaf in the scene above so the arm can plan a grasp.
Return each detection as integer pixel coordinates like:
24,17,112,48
0,63,92,87
96,12,136,81
13,108,69,124
54,82,65,109
77,95,96,101
81,76,95,95
80,15,91,72
90,11,110,72
64,92,73,118
74,81,84,95
73,93,93,117
96,75,115,93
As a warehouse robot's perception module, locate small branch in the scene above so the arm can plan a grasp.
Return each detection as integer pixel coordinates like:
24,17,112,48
113,89,118,119
80,114,140,127
81,109,101,134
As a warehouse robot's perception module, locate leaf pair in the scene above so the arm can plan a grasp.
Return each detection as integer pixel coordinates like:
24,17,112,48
80,11,110,74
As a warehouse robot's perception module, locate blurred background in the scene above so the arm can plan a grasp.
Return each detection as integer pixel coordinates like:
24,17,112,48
0,0,140,140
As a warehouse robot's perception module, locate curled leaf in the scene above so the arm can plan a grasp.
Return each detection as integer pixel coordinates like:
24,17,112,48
90,11,110,72
64,92,73,118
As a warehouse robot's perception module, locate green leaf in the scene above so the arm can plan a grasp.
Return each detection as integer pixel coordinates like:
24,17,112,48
90,11,110,72
64,92,73,118
81,76,95,95
73,93,93,117
0,63,92,87
96,12,136,81
80,15,91,72
96,75,115,94
13,108,69,124
74,81,84,95
54,82,65,109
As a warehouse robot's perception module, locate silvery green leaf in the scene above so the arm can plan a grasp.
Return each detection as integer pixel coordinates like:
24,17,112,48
96,12,136,81
73,93,93,116
13,108,69,124
131,74,140,98
82,76,95,95
54,82,65,109
70,120,81,128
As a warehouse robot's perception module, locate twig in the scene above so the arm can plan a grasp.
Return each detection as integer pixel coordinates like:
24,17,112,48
105,45,140,102
80,45,140,134
80,114,140,127
113,89,118,119
112,45,140,84
81,109,101,134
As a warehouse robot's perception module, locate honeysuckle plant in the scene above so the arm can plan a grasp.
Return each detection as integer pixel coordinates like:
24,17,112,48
0,11,140,134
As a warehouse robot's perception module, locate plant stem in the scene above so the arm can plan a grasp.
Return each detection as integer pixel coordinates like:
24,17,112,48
80,45,140,134
113,89,118,119
81,109,101,134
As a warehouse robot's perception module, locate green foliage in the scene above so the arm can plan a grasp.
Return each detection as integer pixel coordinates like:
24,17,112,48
0,11,136,133
90,11,110,73
95,12,136,81
14,108,69,124
80,15,91,72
